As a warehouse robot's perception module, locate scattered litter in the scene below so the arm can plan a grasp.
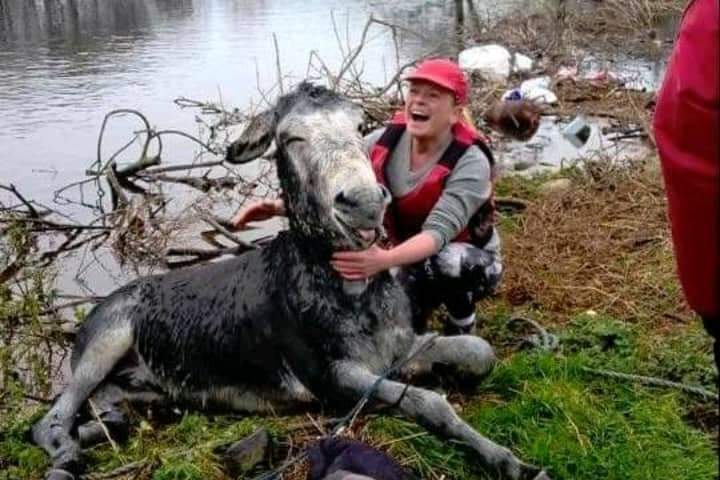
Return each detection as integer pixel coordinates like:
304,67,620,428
522,86,557,104
520,76,557,104
562,116,593,148
459,44,512,81
513,52,533,73
583,69,620,87
501,77,557,104
555,65,579,81
520,76,551,91
502,88,523,101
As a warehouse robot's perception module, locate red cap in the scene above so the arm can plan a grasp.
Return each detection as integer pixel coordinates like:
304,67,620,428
404,58,468,105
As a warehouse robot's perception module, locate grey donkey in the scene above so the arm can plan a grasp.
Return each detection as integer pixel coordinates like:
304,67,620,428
32,82,551,480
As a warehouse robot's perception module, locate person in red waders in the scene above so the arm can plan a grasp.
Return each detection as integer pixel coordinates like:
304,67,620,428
653,0,719,370
233,59,539,334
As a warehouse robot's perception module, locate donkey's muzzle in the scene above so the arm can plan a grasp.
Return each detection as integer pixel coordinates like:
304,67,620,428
333,184,390,229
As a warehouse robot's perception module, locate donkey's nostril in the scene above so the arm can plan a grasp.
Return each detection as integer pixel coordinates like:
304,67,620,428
225,145,235,162
334,190,359,209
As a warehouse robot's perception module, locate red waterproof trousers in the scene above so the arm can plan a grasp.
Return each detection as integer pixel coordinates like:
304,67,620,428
653,0,720,320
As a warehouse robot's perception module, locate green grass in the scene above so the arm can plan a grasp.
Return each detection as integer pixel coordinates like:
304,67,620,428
468,352,716,480
0,409,48,480
366,332,717,480
84,413,289,480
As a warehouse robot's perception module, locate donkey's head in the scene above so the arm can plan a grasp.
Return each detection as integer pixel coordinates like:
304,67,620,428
227,83,389,252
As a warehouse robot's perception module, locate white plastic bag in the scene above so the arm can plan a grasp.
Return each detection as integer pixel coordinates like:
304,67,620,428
459,45,512,82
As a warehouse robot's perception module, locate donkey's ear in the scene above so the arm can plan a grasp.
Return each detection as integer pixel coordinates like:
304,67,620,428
225,109,276,164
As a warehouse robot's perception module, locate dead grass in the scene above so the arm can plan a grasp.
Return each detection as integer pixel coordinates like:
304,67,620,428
468,0,684,65
572,0,685,36
551,80,655,127
496,156,690,326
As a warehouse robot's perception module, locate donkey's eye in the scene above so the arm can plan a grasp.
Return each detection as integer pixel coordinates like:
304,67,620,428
283,136,305,146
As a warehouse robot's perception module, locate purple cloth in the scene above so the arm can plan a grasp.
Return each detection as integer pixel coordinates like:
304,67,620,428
307,437,416,480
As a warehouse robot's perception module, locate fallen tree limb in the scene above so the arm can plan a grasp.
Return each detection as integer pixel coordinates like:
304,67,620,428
581,367,718,400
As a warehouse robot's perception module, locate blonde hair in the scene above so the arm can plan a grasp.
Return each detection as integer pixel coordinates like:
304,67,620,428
460,106,477,131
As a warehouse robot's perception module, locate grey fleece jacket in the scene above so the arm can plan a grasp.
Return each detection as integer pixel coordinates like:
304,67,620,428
364,128,493,249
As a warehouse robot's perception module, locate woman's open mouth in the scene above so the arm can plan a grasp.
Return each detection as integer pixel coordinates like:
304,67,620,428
410,112,430,122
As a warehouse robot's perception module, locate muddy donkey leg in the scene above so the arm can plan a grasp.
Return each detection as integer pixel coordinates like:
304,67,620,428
400,333,497,381
33,319,134,480
332,362,550,480
77,361,168,449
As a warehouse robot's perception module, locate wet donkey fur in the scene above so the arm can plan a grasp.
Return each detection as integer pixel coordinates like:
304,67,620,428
33,83,550,480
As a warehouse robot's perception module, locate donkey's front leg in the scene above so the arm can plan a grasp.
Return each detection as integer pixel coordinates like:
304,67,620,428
331,361,550,480
400,333,497,380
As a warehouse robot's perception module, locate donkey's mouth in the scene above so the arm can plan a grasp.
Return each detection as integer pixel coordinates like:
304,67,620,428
333,213,383,249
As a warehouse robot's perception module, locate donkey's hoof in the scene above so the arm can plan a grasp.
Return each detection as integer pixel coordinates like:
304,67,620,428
45,469,76,480
532,471,551,480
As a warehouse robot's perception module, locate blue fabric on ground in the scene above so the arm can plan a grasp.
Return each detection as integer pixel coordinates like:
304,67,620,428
307,437,416,480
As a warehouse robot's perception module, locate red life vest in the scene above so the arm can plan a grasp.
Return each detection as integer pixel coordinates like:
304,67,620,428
370,112,496,247
653,0,720,317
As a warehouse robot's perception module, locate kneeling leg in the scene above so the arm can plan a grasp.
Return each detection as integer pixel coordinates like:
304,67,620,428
401,333,497,383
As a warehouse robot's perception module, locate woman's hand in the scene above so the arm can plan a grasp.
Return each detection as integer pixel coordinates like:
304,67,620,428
231,198,284,230
331,245,394,280
484,99,542,141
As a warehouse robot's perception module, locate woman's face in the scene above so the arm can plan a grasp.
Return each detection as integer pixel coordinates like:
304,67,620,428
404,80,461,141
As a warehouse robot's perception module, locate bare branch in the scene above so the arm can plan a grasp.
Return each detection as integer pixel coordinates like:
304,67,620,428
273,33,285,95
195,208,258,250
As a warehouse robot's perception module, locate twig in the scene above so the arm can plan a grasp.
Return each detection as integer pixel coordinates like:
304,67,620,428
164,246,248,269
3,217,111,232
138,173,235,193
376,431,428,448
334,16,375,88
195,209,257,249
305,413,328,436
23,393,52,404
0,184,41,218
272,33,284,95
145,129,219,154
115,154,162,177
143,160,224,175
88,399,119,452
81,460,151,480
105,163,128,209
39,297,103,316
